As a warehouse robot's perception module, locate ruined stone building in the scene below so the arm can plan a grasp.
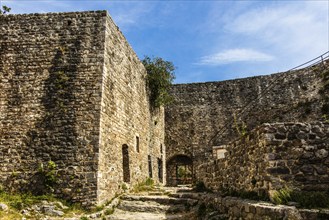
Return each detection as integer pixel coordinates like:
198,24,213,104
1,10,329,206
165,59,329,195
0,11,165,206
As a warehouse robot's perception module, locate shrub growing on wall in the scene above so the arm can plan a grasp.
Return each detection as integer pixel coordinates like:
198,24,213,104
142,56,175,108
0,5,11,14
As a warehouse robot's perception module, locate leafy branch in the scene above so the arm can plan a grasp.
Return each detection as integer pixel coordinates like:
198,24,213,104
0,5,11,15
142,56,175,108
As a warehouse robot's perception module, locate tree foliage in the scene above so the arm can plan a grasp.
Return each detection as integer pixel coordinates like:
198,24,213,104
142,56,175,108
0,5,11,15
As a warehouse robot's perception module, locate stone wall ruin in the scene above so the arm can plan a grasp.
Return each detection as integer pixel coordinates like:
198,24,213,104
165,62,329,186
1,10,329,208
198,122,329,197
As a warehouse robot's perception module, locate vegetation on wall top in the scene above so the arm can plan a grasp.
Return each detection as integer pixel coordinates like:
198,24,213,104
0,5,11,14
142,56,175,108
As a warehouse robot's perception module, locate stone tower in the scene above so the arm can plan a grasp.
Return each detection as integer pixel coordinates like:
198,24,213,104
0,11,165,206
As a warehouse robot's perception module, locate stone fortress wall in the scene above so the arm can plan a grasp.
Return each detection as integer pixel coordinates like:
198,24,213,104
165,62,329,185
1,9,329,208
198,122,329,195
97,14,165,204
0,11,165,206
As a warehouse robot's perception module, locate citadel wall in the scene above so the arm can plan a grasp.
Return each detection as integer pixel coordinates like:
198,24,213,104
1,9,327,207
198,122,329,196
0,11,106,204
0,11,165,206
165,63,328,185
97,14,165,203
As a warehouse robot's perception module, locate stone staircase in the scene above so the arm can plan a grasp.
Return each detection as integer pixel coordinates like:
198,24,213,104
106,186,199,220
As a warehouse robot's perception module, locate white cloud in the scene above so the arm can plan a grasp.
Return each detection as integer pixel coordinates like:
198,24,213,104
225,1,328,59
197,48,274,65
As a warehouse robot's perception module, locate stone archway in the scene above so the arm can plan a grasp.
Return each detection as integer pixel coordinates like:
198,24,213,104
166,154,193,186
122,144,130,183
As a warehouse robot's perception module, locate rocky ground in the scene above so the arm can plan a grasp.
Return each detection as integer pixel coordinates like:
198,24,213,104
2,186,329,219
1,186,223,220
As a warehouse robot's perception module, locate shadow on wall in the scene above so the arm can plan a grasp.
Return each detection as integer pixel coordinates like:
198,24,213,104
23,39,81,196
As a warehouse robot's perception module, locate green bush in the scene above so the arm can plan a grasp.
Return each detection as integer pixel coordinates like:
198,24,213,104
94,204,104,212
0,5,11,14
290,191,329,208
38,160,59,191
104,208,114,215
271,187,329,208
233,115,248,138
220,188,269,201
145,178,154,186
132,178,155,193
142,56,175,108
272,188,292,205
121,183,127,191
0,191,55,210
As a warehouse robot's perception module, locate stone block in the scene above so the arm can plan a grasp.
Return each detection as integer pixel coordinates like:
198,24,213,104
266,167,290,175
300,165,314,175
315,149,328,159
275,133,286,140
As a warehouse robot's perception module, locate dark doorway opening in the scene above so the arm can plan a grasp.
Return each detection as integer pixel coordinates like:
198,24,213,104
122,144,130,183
136,136,140,153
166,155,193,186
157,158,163,183
148,155,153,178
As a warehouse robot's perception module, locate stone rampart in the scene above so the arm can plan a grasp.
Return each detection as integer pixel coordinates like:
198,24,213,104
193,193,329,220
97,15,165,203
198,122,329,196
165,63,329,185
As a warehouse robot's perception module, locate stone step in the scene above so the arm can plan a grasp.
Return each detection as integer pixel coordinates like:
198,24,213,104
147,191,168,196
161,186,193,194
117,200,188,214
121,194,198,206
106,209,197,220
169,192,202,200
175,186,193,193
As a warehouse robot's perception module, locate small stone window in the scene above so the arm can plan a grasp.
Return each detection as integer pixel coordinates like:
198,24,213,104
212,145,227,159
160,144,163,154
136,136,140,153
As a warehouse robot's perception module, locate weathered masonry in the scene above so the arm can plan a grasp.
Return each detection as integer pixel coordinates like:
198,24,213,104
0,11,165,206
198,122,329,195
1,9,329,209
165,61,329,186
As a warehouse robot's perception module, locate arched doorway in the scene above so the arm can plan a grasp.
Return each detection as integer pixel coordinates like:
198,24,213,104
122,144,130,183
166,155,193,186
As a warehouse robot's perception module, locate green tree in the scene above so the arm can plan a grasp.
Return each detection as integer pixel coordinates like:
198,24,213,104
142,56,176,108
0,5,11,14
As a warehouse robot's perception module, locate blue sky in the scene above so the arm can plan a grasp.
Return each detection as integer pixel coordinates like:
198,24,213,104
2,0,329,83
